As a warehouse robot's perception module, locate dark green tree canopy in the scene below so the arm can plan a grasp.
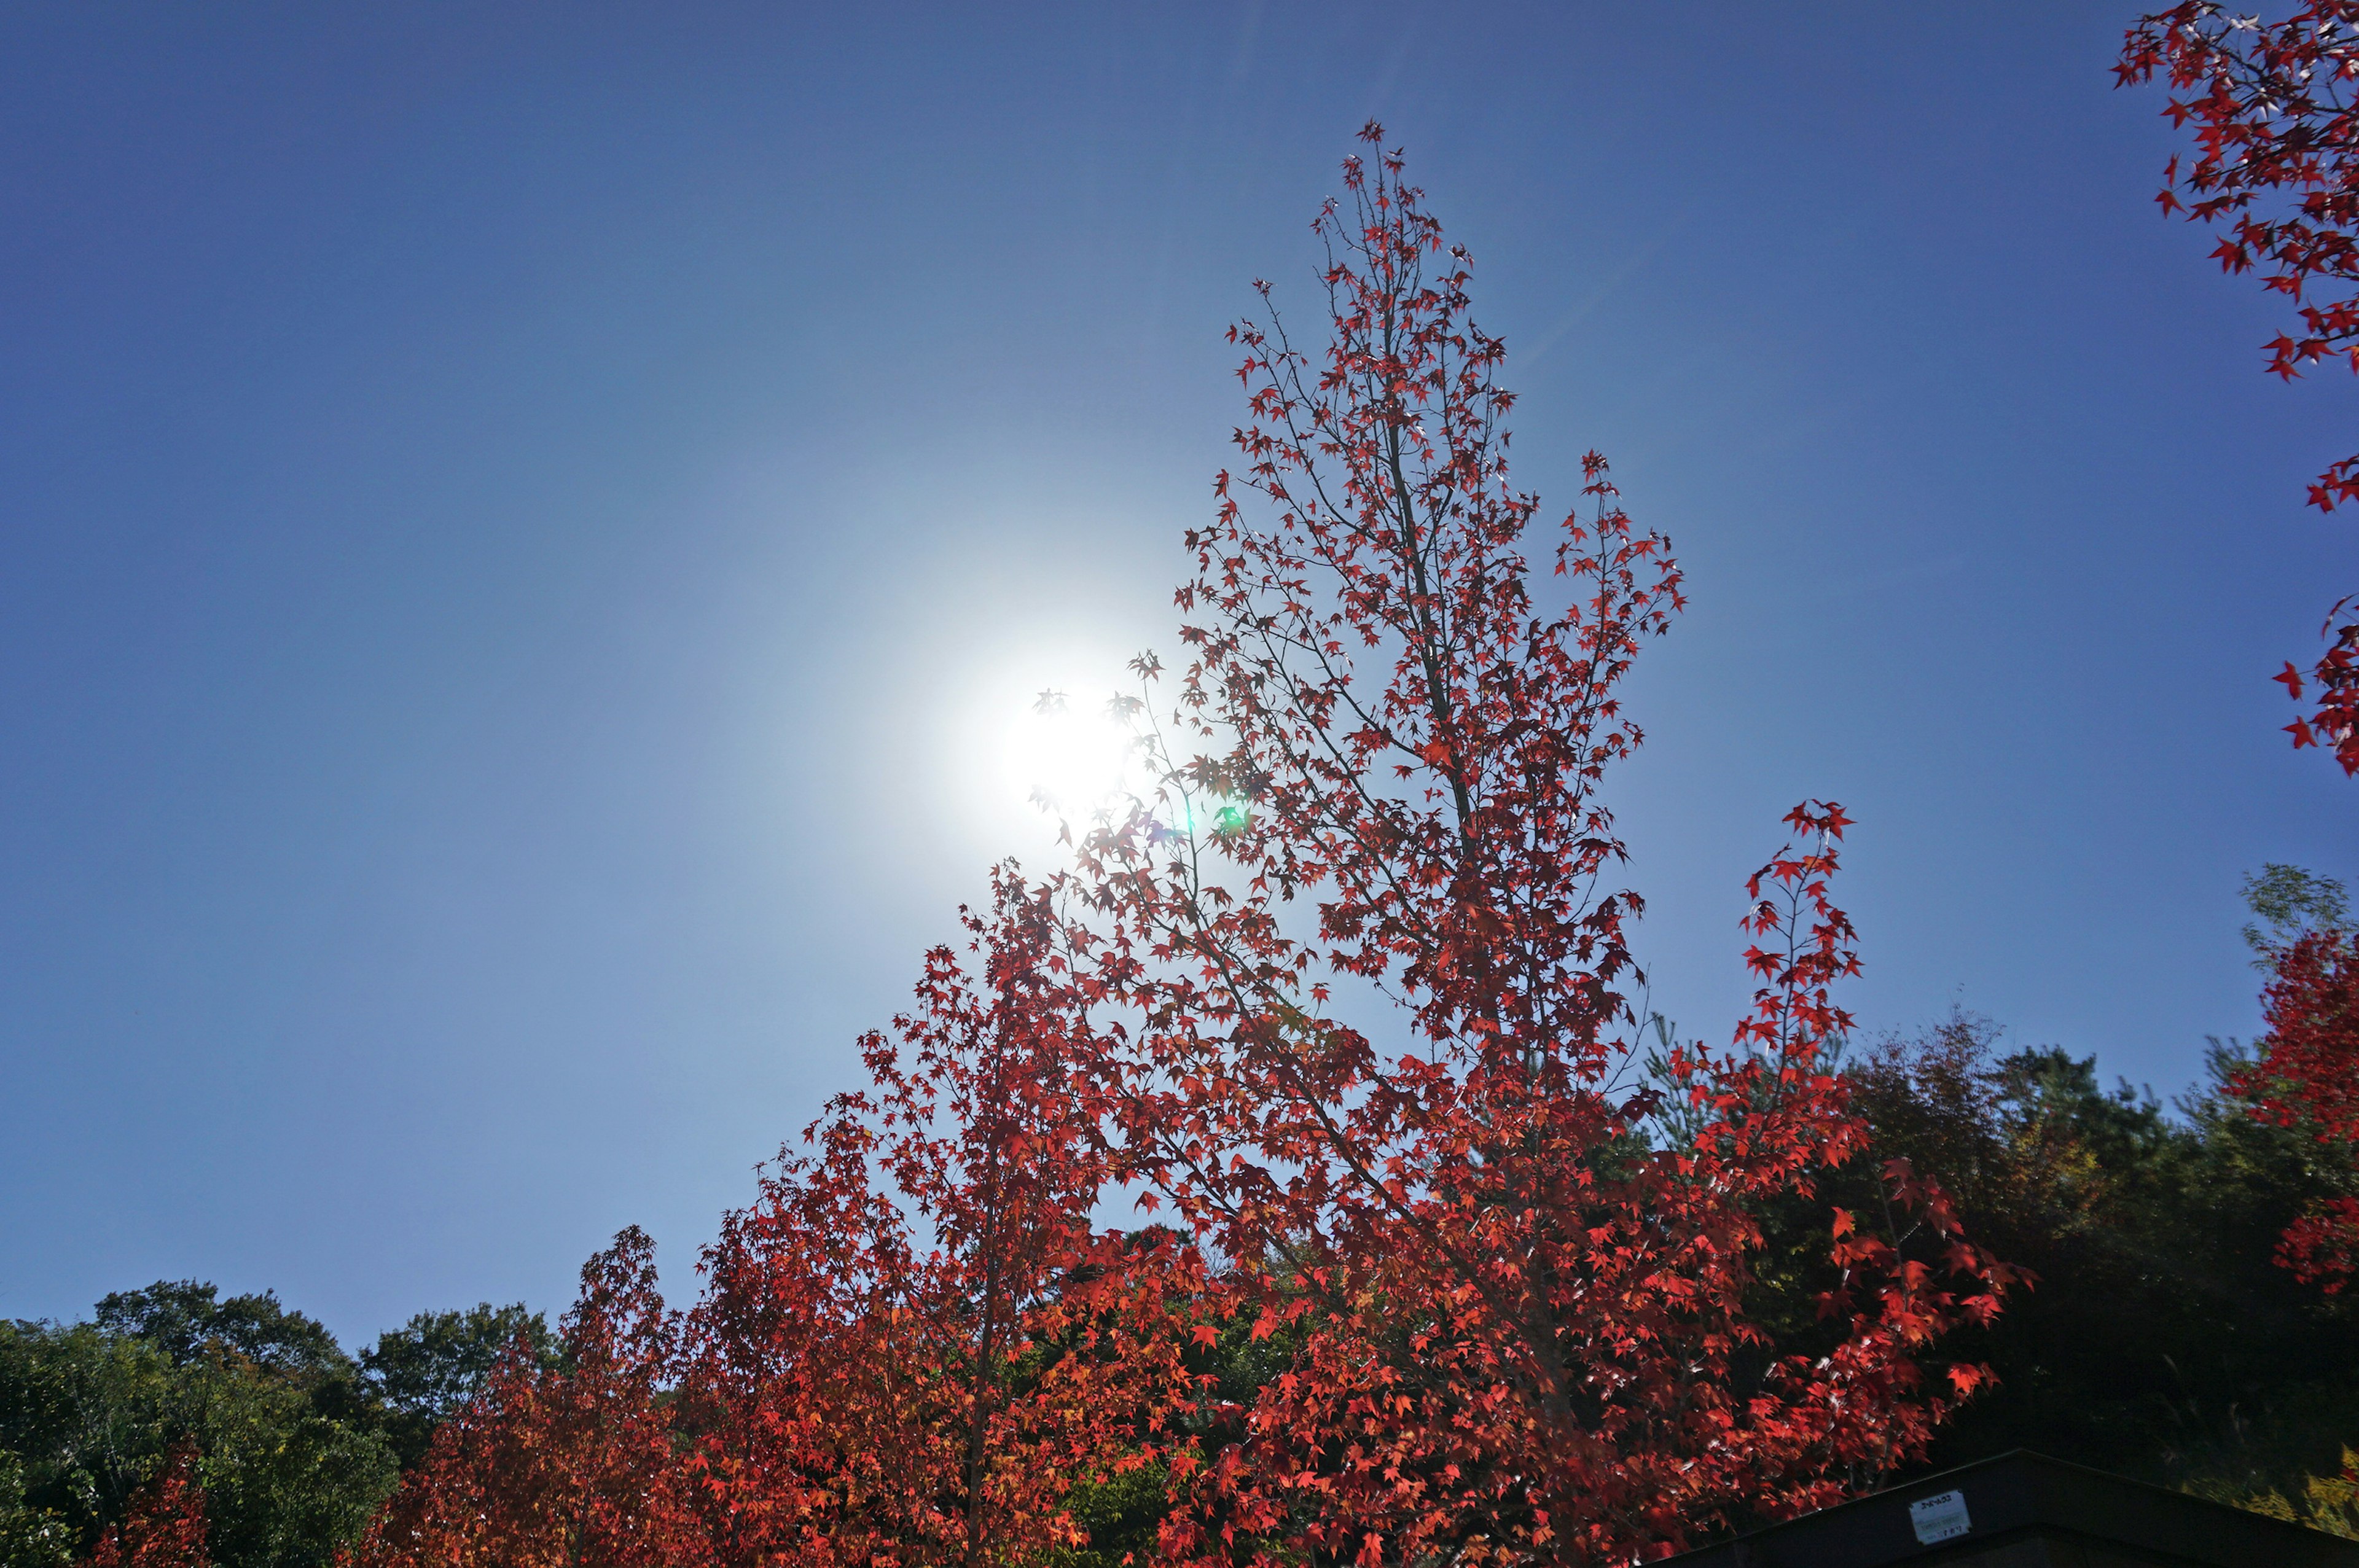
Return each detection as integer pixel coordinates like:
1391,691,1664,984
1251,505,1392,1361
93,1285,350,1387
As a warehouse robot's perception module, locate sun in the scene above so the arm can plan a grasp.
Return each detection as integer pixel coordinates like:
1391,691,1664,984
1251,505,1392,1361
1002,690,1133,815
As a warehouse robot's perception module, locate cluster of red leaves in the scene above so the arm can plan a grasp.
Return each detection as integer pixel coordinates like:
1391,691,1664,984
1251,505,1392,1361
83,1445,208,1568
2231,926,2359,1290
1052,126,2012,1566
351,1231,708,1568
2119,4,2359,772
2275,607,2359,774
677,869,1198,1568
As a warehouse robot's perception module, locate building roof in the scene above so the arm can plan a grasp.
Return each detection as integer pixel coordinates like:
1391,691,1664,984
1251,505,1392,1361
1664,1449,2359,1567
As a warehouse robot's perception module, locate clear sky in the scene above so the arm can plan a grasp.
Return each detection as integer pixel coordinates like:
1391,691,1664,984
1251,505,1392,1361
2,2,2350,1345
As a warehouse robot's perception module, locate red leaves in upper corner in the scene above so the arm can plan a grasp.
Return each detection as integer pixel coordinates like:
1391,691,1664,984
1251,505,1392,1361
2119,4,2359,432
2119,6,2359,773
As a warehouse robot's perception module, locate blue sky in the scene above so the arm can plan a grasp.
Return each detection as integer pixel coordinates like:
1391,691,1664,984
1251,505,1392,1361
1,2,2350,1344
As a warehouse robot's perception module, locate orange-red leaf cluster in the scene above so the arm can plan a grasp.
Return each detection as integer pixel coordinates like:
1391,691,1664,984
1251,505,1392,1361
2232,926,2359,1290
2121,4,2359,773
83,1445,208,1568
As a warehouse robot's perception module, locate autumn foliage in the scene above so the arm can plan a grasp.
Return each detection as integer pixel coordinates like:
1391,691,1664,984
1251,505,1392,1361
353,875,1197,1568
678,870,1197,1568
1027,126,2012,1565
82,1446,208,1568
2119,3,2359,771
350,129,2008,1568
351,1232,706,1568
2234,926,2359,1290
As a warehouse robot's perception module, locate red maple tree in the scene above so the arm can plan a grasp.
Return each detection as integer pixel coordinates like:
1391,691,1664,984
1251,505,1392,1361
350,1231,708,1568
2118,3,2359,773
1055,126,2013,1565
2232,925,2359,1289
681,868,1198,1568
84,1445,208,1568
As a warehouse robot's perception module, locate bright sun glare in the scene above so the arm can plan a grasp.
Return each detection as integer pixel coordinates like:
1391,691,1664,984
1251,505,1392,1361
1002,691,1132,815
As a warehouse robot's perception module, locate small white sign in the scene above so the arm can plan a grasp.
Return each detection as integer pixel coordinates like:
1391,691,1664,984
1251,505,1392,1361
1909,1489,1973,1545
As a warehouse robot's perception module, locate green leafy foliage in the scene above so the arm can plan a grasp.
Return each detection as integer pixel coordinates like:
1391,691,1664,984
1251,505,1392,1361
0,1289,546,1568
90,1289,348,1389
1818,1012,2359,1503
358,1306,553,1469
2243,864,2352,961
0,1311,389,1568
0,1444,74,1568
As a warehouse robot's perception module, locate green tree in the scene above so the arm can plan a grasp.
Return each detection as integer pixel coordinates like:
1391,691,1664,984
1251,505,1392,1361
0,1443,74,1568
2242,864,2351,961
0,1313,399,1568
358,1306,552,1469
1818,1013,2359,1501
90,1289,348,1391
0,1279,566,1568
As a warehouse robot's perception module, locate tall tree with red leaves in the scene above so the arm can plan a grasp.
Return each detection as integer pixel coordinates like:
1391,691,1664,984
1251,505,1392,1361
1055,126,2013,1566
348,1231,708,1568
678,868,1197,1568
345,129,2018,1568
2118,3,2359,774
